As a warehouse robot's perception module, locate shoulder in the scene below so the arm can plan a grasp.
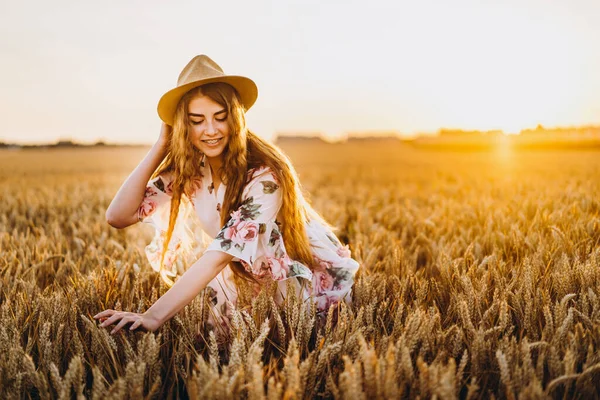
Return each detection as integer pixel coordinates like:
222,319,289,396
243,165,281,197
152,170,175,183
151,170,203,198
246,165,280,185
150,170,175,195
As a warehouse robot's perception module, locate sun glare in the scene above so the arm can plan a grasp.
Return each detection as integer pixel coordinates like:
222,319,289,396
409,3,592,137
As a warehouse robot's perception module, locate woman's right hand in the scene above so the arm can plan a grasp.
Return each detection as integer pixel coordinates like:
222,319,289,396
158,122,173,151
93,309,162,334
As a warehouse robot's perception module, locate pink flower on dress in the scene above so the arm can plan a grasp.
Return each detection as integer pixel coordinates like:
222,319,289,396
313,270,335,293
138,199,156,219
223,220,259,244
230,209,243,221
336,244,351,258
249,257,270,279
313,255,333,272
268,257,290,280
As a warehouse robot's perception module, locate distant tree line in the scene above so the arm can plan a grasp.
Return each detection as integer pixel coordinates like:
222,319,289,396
0,139,138,149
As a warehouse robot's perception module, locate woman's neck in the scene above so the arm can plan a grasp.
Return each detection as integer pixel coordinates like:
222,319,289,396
207,156,223,178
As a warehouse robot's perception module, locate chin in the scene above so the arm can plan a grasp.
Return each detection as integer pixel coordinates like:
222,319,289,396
192,142,218,154
202,147,225,158
203,144,224,153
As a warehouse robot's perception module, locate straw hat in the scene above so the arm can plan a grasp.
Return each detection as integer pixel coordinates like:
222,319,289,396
157,55,258,125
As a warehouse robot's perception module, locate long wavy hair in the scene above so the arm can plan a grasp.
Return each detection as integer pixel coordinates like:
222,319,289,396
150,82,331,287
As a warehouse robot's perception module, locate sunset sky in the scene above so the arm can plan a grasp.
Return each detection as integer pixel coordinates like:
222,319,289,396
1,0,599,144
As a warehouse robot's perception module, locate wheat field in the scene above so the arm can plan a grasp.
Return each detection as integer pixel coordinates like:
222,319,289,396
1,142,599,399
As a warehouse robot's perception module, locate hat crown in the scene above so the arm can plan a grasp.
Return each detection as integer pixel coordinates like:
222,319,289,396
177,55,225,86
157,54,258,125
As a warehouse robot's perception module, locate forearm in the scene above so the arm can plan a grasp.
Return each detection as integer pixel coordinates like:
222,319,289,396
144,250,234,327
106,141,168,227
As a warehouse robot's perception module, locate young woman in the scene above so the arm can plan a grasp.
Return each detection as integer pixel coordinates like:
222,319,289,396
93,55,360,339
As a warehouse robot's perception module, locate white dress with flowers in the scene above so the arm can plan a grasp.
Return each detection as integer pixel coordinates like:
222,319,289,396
138,154,360,333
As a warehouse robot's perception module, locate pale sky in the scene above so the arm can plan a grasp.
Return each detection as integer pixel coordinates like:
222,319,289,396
1,0,599,144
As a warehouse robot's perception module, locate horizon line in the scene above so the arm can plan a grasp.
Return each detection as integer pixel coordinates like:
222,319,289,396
3,123,600,147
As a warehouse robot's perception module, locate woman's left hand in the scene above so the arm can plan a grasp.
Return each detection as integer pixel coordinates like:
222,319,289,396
93,309,161,334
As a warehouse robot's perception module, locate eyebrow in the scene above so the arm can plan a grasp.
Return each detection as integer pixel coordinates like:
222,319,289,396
188,109,227,118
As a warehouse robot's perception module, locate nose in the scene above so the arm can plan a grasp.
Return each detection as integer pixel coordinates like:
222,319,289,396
205,120,218,136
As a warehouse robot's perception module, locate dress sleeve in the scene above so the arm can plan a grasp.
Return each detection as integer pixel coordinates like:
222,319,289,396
138,172,174,231
306,219,360,315
204,166,313,282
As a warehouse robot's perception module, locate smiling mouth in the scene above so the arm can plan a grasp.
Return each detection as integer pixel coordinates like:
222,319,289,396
202,138,223,145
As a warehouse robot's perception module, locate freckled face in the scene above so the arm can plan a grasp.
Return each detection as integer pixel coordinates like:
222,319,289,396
188,95,230,158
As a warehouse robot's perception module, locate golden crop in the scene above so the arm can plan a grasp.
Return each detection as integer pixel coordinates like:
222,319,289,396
1,143,599,398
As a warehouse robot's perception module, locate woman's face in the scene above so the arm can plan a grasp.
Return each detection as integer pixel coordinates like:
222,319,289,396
187,94,231,159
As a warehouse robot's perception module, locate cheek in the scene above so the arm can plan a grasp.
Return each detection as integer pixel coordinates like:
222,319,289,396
188,129,203,146
221,124,229,135
222,132,232,146
189,126,203,138
218,122,230,135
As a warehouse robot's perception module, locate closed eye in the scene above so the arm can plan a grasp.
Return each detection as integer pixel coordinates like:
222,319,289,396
190,117,227,125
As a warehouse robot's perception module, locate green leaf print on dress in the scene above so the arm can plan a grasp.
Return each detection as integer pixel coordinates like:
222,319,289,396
261,181,279,194
239,196,261,220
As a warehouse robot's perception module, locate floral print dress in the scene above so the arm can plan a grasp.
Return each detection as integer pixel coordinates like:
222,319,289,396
138,153,360,335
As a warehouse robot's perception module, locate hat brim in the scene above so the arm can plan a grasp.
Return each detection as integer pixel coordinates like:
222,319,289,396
157,75,258,125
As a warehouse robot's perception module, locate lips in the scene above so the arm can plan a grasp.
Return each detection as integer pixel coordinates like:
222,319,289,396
202,138,223,144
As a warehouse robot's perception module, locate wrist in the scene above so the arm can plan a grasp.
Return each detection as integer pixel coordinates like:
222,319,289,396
143,309,164,328
152,139,169,154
